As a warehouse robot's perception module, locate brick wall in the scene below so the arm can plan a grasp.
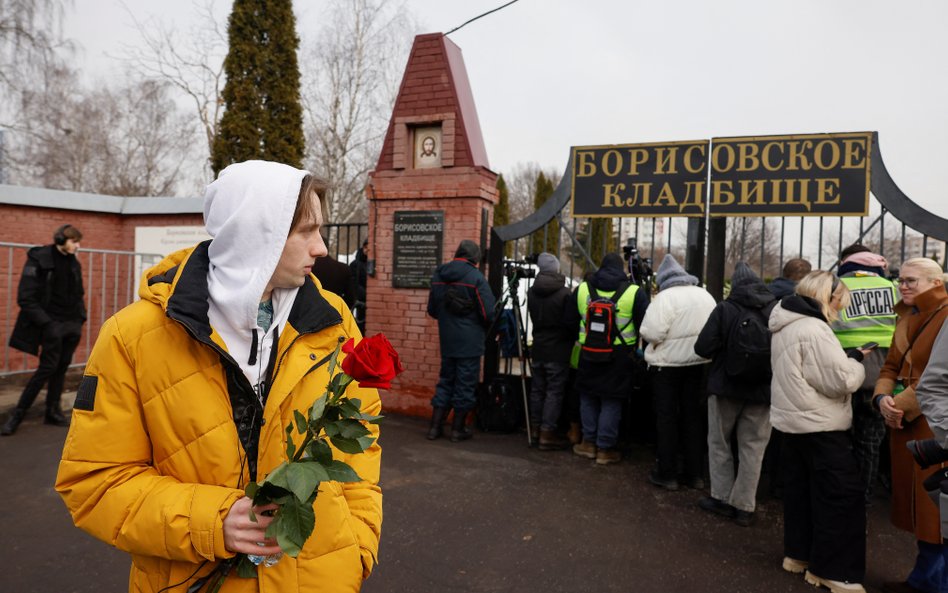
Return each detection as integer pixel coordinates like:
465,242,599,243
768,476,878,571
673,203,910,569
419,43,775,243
366,169,498,417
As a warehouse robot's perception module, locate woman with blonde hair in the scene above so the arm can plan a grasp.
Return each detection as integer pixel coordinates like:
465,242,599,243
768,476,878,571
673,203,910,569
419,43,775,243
873,257,948,593
769,270,870,592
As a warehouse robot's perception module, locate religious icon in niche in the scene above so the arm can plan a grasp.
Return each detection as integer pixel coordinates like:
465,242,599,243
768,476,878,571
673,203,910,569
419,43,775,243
413,125,442,169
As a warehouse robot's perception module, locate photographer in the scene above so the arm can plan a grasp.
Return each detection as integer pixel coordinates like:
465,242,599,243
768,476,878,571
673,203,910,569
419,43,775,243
831,244,898,505
526,253,573,450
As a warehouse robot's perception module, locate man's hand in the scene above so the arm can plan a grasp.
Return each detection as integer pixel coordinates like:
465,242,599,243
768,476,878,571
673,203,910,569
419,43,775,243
879,395,904,429
222,497,283,556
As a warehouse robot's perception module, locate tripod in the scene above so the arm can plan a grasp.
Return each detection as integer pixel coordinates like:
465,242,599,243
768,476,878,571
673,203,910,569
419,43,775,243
488,266,534,446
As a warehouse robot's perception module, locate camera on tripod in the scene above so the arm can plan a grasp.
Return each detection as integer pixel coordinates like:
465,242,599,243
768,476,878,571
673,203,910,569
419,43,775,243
623,238,653,288
503,255,537,282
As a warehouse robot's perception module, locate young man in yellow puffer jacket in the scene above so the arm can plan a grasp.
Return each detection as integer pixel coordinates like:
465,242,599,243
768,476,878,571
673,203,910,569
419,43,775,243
55,161,382,593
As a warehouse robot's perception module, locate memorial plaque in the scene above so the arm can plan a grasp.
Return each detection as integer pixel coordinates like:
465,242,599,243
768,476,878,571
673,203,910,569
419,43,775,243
392,210,444,288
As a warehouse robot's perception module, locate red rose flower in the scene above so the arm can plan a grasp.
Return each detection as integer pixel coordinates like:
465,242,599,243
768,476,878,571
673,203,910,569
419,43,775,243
341,334,404,389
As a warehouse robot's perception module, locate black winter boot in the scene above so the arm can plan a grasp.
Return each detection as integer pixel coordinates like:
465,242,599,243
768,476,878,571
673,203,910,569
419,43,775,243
426,407,450,440
1,408,27,436
44,405,70,427
450,410,473,442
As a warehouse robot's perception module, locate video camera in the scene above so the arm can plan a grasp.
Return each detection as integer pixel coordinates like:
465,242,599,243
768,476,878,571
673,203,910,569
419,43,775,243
907,439,948,470
622,238,653,289
503,255,537,282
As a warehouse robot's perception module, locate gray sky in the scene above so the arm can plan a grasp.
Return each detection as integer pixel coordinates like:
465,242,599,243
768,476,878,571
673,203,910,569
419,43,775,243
66,0,948,218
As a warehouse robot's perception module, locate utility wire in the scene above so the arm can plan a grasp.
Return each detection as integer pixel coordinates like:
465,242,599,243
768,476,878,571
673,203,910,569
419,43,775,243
445,0,522,35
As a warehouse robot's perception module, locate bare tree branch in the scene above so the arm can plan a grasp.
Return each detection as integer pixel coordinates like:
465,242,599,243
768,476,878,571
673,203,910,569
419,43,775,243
301,0,415,226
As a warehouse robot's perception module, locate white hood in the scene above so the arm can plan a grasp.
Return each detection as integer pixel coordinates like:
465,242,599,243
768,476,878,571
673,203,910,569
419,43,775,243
203,160,309,390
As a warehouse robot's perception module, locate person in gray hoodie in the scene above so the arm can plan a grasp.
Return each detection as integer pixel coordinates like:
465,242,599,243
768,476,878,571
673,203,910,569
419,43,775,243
694,262,775,526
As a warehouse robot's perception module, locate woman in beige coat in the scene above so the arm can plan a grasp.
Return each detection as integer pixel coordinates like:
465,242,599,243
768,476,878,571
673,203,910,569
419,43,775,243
769,271,869,593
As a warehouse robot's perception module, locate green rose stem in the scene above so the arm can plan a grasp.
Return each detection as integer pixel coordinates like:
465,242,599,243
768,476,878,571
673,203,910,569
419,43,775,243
291,374,354,462
203,335,393,593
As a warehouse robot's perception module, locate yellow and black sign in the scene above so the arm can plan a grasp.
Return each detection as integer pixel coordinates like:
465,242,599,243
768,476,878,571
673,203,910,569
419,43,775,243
571,132,871,218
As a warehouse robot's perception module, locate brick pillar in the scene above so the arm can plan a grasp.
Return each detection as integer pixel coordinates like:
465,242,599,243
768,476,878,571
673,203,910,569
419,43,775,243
364,33,497,417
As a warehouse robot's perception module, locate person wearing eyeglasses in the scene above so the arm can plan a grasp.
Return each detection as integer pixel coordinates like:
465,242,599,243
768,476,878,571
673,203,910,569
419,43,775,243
872,258,948,593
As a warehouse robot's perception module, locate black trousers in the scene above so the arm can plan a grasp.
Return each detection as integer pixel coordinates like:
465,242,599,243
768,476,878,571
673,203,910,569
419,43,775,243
16,320,83,412
651,365,705,480
782,430,866,583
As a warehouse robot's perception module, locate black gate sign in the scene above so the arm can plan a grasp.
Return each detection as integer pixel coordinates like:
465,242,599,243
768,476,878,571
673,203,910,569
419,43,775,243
571,132,871,217
392,210,444,288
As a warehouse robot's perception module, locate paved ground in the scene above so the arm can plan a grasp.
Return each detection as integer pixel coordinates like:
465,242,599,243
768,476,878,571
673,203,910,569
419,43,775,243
0,383,917,593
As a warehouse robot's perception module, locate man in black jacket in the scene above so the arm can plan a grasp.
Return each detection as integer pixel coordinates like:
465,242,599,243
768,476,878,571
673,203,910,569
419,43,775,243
3,224,87,435
527,253,573,450
312,231,357,309
694,262,776,525
350,238,369,334
426,240,496,442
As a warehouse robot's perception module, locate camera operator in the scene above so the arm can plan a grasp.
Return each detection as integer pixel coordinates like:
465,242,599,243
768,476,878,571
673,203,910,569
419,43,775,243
623,238,654,292
526,253,573,450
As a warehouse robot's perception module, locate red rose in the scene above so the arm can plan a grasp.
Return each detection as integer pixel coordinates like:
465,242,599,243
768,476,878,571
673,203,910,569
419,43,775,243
341,334,404,389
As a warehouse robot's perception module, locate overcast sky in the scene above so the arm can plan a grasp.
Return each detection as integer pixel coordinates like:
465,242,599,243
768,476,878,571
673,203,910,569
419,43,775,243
65,0,948,219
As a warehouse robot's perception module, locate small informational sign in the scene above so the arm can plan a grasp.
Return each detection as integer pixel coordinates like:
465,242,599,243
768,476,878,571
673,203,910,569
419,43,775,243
571,132,871,218
392,210,444,288
133,226,211,298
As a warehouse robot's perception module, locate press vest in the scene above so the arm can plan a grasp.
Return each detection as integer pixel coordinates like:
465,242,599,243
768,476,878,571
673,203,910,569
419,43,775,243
577,282,639,346
832,274,898,348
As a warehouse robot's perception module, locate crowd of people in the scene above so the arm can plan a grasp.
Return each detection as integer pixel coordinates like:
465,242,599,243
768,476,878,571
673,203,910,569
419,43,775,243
8,187,948,593
424,239,948,593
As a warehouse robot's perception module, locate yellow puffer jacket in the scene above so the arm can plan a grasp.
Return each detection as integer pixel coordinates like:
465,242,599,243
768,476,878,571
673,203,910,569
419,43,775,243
55,244,382,593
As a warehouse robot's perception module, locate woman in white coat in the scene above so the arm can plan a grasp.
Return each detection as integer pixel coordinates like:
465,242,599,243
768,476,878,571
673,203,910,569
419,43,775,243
640,254,716,490
769,271,871,593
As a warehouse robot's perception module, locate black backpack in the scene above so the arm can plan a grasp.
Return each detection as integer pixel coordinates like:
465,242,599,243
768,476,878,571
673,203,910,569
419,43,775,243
724,302,775,382
444,284,475,316
581,283,631,363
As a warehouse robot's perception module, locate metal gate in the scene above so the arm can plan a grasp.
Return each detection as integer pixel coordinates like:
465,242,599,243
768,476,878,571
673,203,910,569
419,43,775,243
490,133,947,293
1,244,163,377
485,133,948,378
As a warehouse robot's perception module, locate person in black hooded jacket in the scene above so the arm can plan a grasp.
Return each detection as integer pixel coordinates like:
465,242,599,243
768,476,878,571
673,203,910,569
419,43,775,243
565,253,648,465
526,253,573,450
694,262,776,526
426,240,496,442
3,224,86,436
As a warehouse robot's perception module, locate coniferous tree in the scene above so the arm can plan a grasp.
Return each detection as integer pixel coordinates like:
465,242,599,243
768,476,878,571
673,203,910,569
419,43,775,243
211,0,305,176
494,175,513,258
589,218,614,268
530,172,558,256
